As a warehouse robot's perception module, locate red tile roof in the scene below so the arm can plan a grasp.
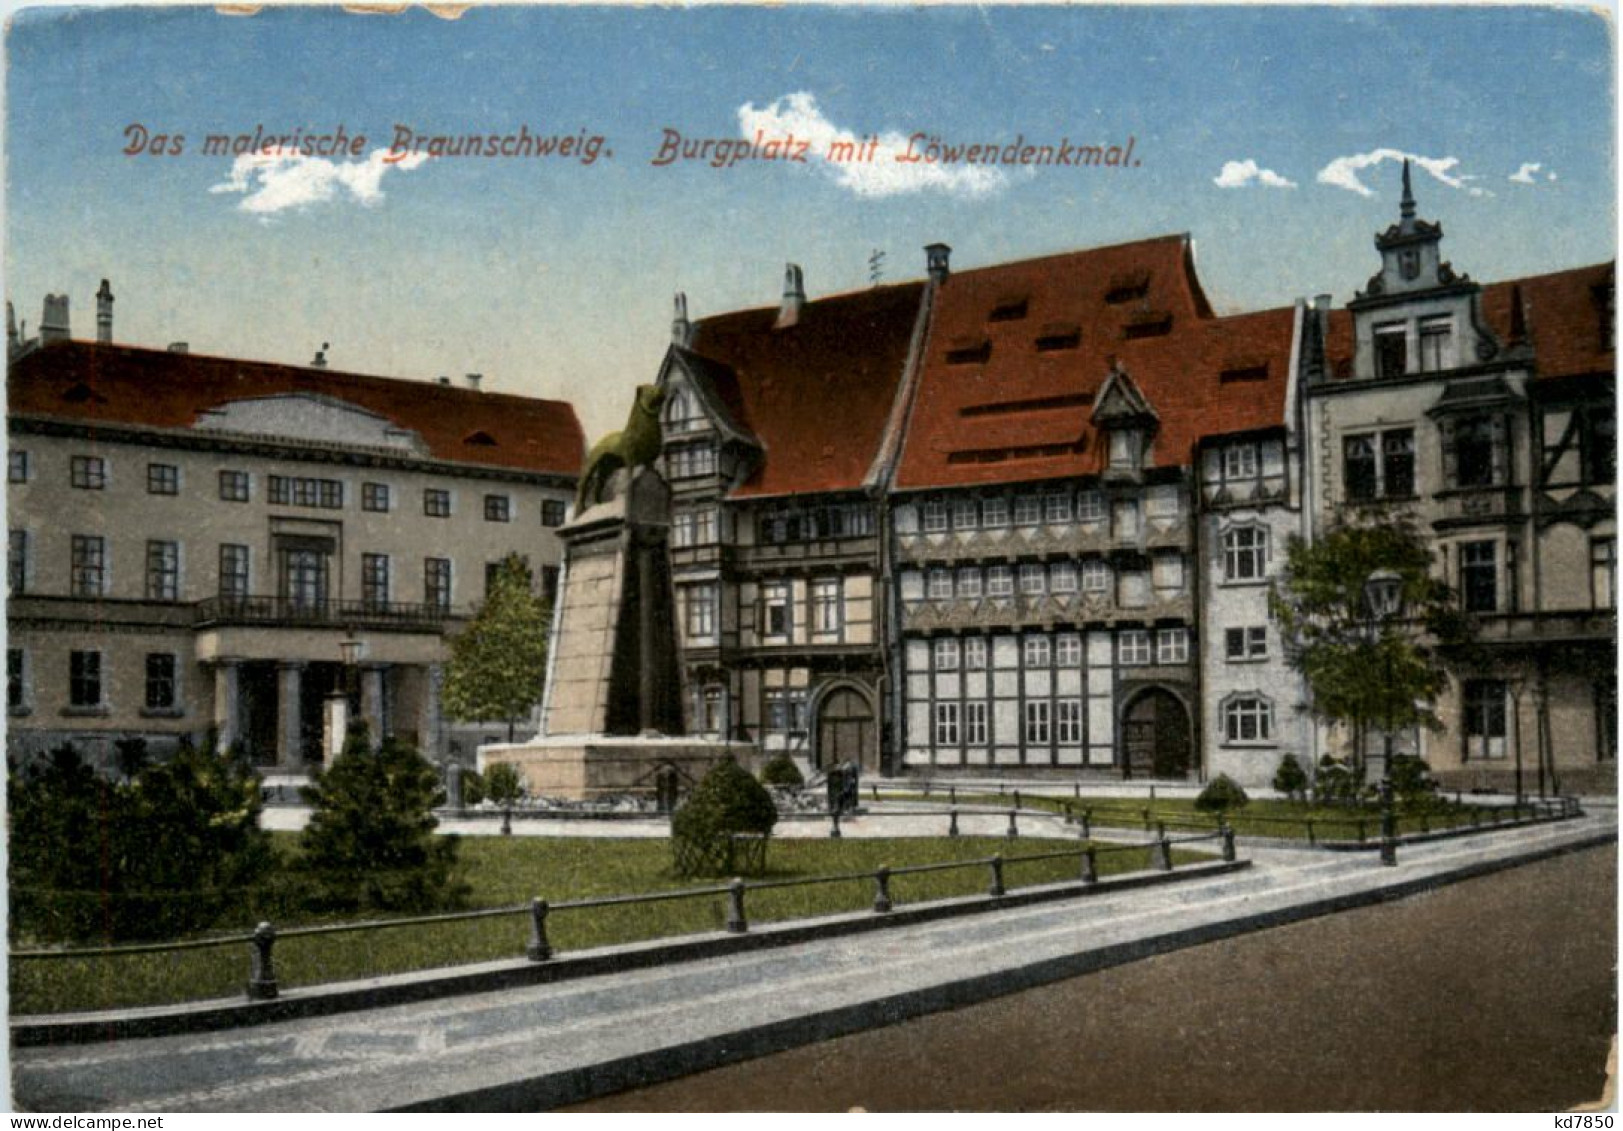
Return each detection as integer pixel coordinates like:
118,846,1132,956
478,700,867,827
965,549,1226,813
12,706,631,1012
892,235,1295,490
7,339,584,477
688,281,925,498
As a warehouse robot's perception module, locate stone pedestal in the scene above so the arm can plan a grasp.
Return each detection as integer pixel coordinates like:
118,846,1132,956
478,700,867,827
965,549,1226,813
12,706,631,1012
479,736,757,800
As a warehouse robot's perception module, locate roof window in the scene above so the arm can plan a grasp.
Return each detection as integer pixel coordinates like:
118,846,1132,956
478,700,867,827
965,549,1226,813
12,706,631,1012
945,339,992,366
988,299,1029,323
1219,363,1270,383
1035,323,1082,352
463,430,498,446
1105,272,1151,305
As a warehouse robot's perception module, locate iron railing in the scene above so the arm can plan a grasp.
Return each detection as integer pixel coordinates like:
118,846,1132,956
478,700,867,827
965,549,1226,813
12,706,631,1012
193,595,454,631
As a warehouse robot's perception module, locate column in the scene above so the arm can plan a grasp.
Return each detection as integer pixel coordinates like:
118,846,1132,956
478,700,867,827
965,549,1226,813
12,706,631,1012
276,661,305,770
213,657,242,752
418,662,445,761
361,663,388,747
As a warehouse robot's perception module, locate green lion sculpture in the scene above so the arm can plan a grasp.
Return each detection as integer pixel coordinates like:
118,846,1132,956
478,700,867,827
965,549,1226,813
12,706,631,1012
575,384,668,510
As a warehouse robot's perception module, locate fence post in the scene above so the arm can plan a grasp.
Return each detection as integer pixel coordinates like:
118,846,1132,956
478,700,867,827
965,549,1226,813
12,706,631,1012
1221,824,1236,863
1080,845,1098,884
872,784,879,803
948,808,960,838
1380,807,1398,867
988,854,1005,897
1156,820,1166,842
501,806,513,836
1082,809,1092,839
1306,819,1315,846
726,878,748,933
527,898,553,961
923,781,932,798
1007,809,1019,838
1152,834,1172,872
1074,781,1081,802
873,866,893,914
246,921,278,1001
1013,789,1022,811
830,810,842,839
949,785,957,805
1357,818,1367,844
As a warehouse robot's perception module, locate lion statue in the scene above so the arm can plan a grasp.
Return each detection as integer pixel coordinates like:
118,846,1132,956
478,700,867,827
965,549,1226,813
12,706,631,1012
575,384,668,510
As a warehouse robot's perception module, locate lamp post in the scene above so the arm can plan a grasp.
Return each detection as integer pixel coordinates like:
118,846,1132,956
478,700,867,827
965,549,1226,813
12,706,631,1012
1363,568,1404,867
334,633,363,753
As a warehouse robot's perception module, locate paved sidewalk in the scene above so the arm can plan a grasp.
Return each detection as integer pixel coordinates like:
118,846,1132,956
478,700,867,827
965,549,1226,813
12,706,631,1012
12,812,1613,1112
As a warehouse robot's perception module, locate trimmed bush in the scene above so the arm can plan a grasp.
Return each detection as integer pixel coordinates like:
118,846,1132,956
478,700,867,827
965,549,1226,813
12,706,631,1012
759,754,805,788
460,767,486,807
1272,754,1309,801
485,762,524,805
1313,755,1365,806
1389,754,1441,809
1195,773,1250,814
671,756,778,877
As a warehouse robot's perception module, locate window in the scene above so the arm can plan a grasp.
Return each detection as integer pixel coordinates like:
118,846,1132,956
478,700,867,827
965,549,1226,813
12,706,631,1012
957,567,983,599
1223,526,1267,582
1586,406,1616,484
1081,559,1110,593
922,500,948,532
1118,570,1149,608
666,442,716,479
1023,635,1051,668
1057,698,1083,744
964,701,988,745
1593,538,1616,609
1018,563,1045,596
362,482,391,512
146,541,179,601
963,637,987,670
220,544,250,600
8,648,25,713
1418,316,1452,373
425,558,452,611
1223,444,1259,480
1345,429,1415,502
1077,491,1105,522
664,388,702,434
765,688,807,734
1146,486,1180,518
145,653,177,712
362,553,391,609
685,583,717,639
1113,500,1140,539
1152,553,1184,592
1157,628,1189,664
1451,416,1502,488
484,494,512,522
219,470,250,502
989,299,1028,322
1044,493,1072,523
8,450,28,483
935,702,961,745
69,650,102,708
269,475,343,509
927,569,954,600
1118,630,1151,666
1463,679,1508,760
147,464,179,496
763,583,792,638
1223,696,1274,743
1050,561,1078,594
987,565,1014,597
1014,495,1042,526
981,497,1009,527
692,508,717,545
1225,626,1268,661
1460,541,1498,613
1383,431,1416,497
1108,429,1142,470
952,499,978,530
1343,435,1377,502
1024,700,1051,744
812,578,841,635
424,489,451,517
672,511,697,548
542,499,567,527
8,530,26,595
1056,633,1082,667
71,534,106,597
1374,322,1407,379
71,455,106,490
934,638,960,671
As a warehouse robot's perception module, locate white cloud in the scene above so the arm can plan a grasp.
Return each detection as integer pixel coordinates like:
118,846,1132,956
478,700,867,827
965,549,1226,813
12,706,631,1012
1509,162,1542,184
736,92,1006,200
1212,158,1296,189
1316,147,1493,199
210,148,429,215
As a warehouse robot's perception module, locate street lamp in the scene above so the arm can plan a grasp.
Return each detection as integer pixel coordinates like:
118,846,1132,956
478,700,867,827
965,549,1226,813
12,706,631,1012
1363,568,1404,867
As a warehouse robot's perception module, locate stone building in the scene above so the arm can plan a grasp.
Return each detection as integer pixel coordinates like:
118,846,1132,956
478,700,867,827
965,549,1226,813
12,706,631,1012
1301,166,1615,794
6,284,582,771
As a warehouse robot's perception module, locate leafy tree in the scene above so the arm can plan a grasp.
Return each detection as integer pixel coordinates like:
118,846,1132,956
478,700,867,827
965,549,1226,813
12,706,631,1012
1272,754,1309,802
298,722,468,912
484,762,524,805
1195,774,1250,814
442,553,551,741
1269,511,1477,777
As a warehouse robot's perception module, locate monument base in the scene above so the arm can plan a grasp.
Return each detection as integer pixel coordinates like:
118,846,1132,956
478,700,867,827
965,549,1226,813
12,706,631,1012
477,735,760,801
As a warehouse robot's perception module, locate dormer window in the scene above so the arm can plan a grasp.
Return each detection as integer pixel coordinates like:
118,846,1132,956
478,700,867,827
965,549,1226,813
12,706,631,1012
988,299,1028,323
1105,273,1150,305
664,387,703,434
1123,312,1172,340
1375,322,1407,379
1419,316,1452,372
945,339,992,365
1035,324,1081,352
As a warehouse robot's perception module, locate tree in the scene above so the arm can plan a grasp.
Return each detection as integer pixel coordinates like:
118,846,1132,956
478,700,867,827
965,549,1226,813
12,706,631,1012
1195,774,1250,814
298,722,467,912
671,756,778,877
1271,754,1309,802
484,761,524,805
442,553,551,742
1269,511,1477,778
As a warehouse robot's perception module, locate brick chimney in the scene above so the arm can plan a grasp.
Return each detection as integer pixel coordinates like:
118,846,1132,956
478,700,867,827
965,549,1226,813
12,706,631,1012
96,279,114,344
311,342,329,368
465,373,483,391
39,294,69,344
925,243,952,285
775,264,805,330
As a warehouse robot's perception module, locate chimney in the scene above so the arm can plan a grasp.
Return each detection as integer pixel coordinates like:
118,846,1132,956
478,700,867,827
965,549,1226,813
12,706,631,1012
6,302,16,355
95,279,114,344
39,294,70,344
465,373,483,392
925,243,952,284
436,375,451,386
311,342,329,368
167,342,189,354
774,264,805,330
672,292,694,347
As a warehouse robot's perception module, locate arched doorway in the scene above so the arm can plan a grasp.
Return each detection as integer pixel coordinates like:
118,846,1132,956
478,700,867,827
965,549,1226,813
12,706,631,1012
815,687,878,773
1122,688,1192,779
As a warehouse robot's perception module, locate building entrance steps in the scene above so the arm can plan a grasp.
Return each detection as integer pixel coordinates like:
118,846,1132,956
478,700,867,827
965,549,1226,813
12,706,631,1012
12,811,1614,1113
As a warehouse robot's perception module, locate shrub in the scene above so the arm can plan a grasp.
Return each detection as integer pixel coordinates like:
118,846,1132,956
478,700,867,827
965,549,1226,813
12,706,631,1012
459,767,486,807
299,723,468,913
1272,754,1309,801
671,756,778,877
1313,756,1361,806
1389,754,1441,809
1195,773,1250,814
485,762,524,805
758,754,805,788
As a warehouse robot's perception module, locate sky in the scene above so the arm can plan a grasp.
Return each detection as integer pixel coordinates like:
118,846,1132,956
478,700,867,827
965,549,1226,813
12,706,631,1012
4,4,1616,442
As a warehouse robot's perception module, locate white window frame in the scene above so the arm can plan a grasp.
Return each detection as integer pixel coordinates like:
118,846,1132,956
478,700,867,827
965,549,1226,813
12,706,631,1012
1118,630,1151,666
1222,526,1268,582
1156,628,1189,664
1223,694,1275,744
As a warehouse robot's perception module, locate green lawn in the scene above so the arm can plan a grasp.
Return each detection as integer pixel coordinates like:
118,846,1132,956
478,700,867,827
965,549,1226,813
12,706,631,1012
12,833,1191,1016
